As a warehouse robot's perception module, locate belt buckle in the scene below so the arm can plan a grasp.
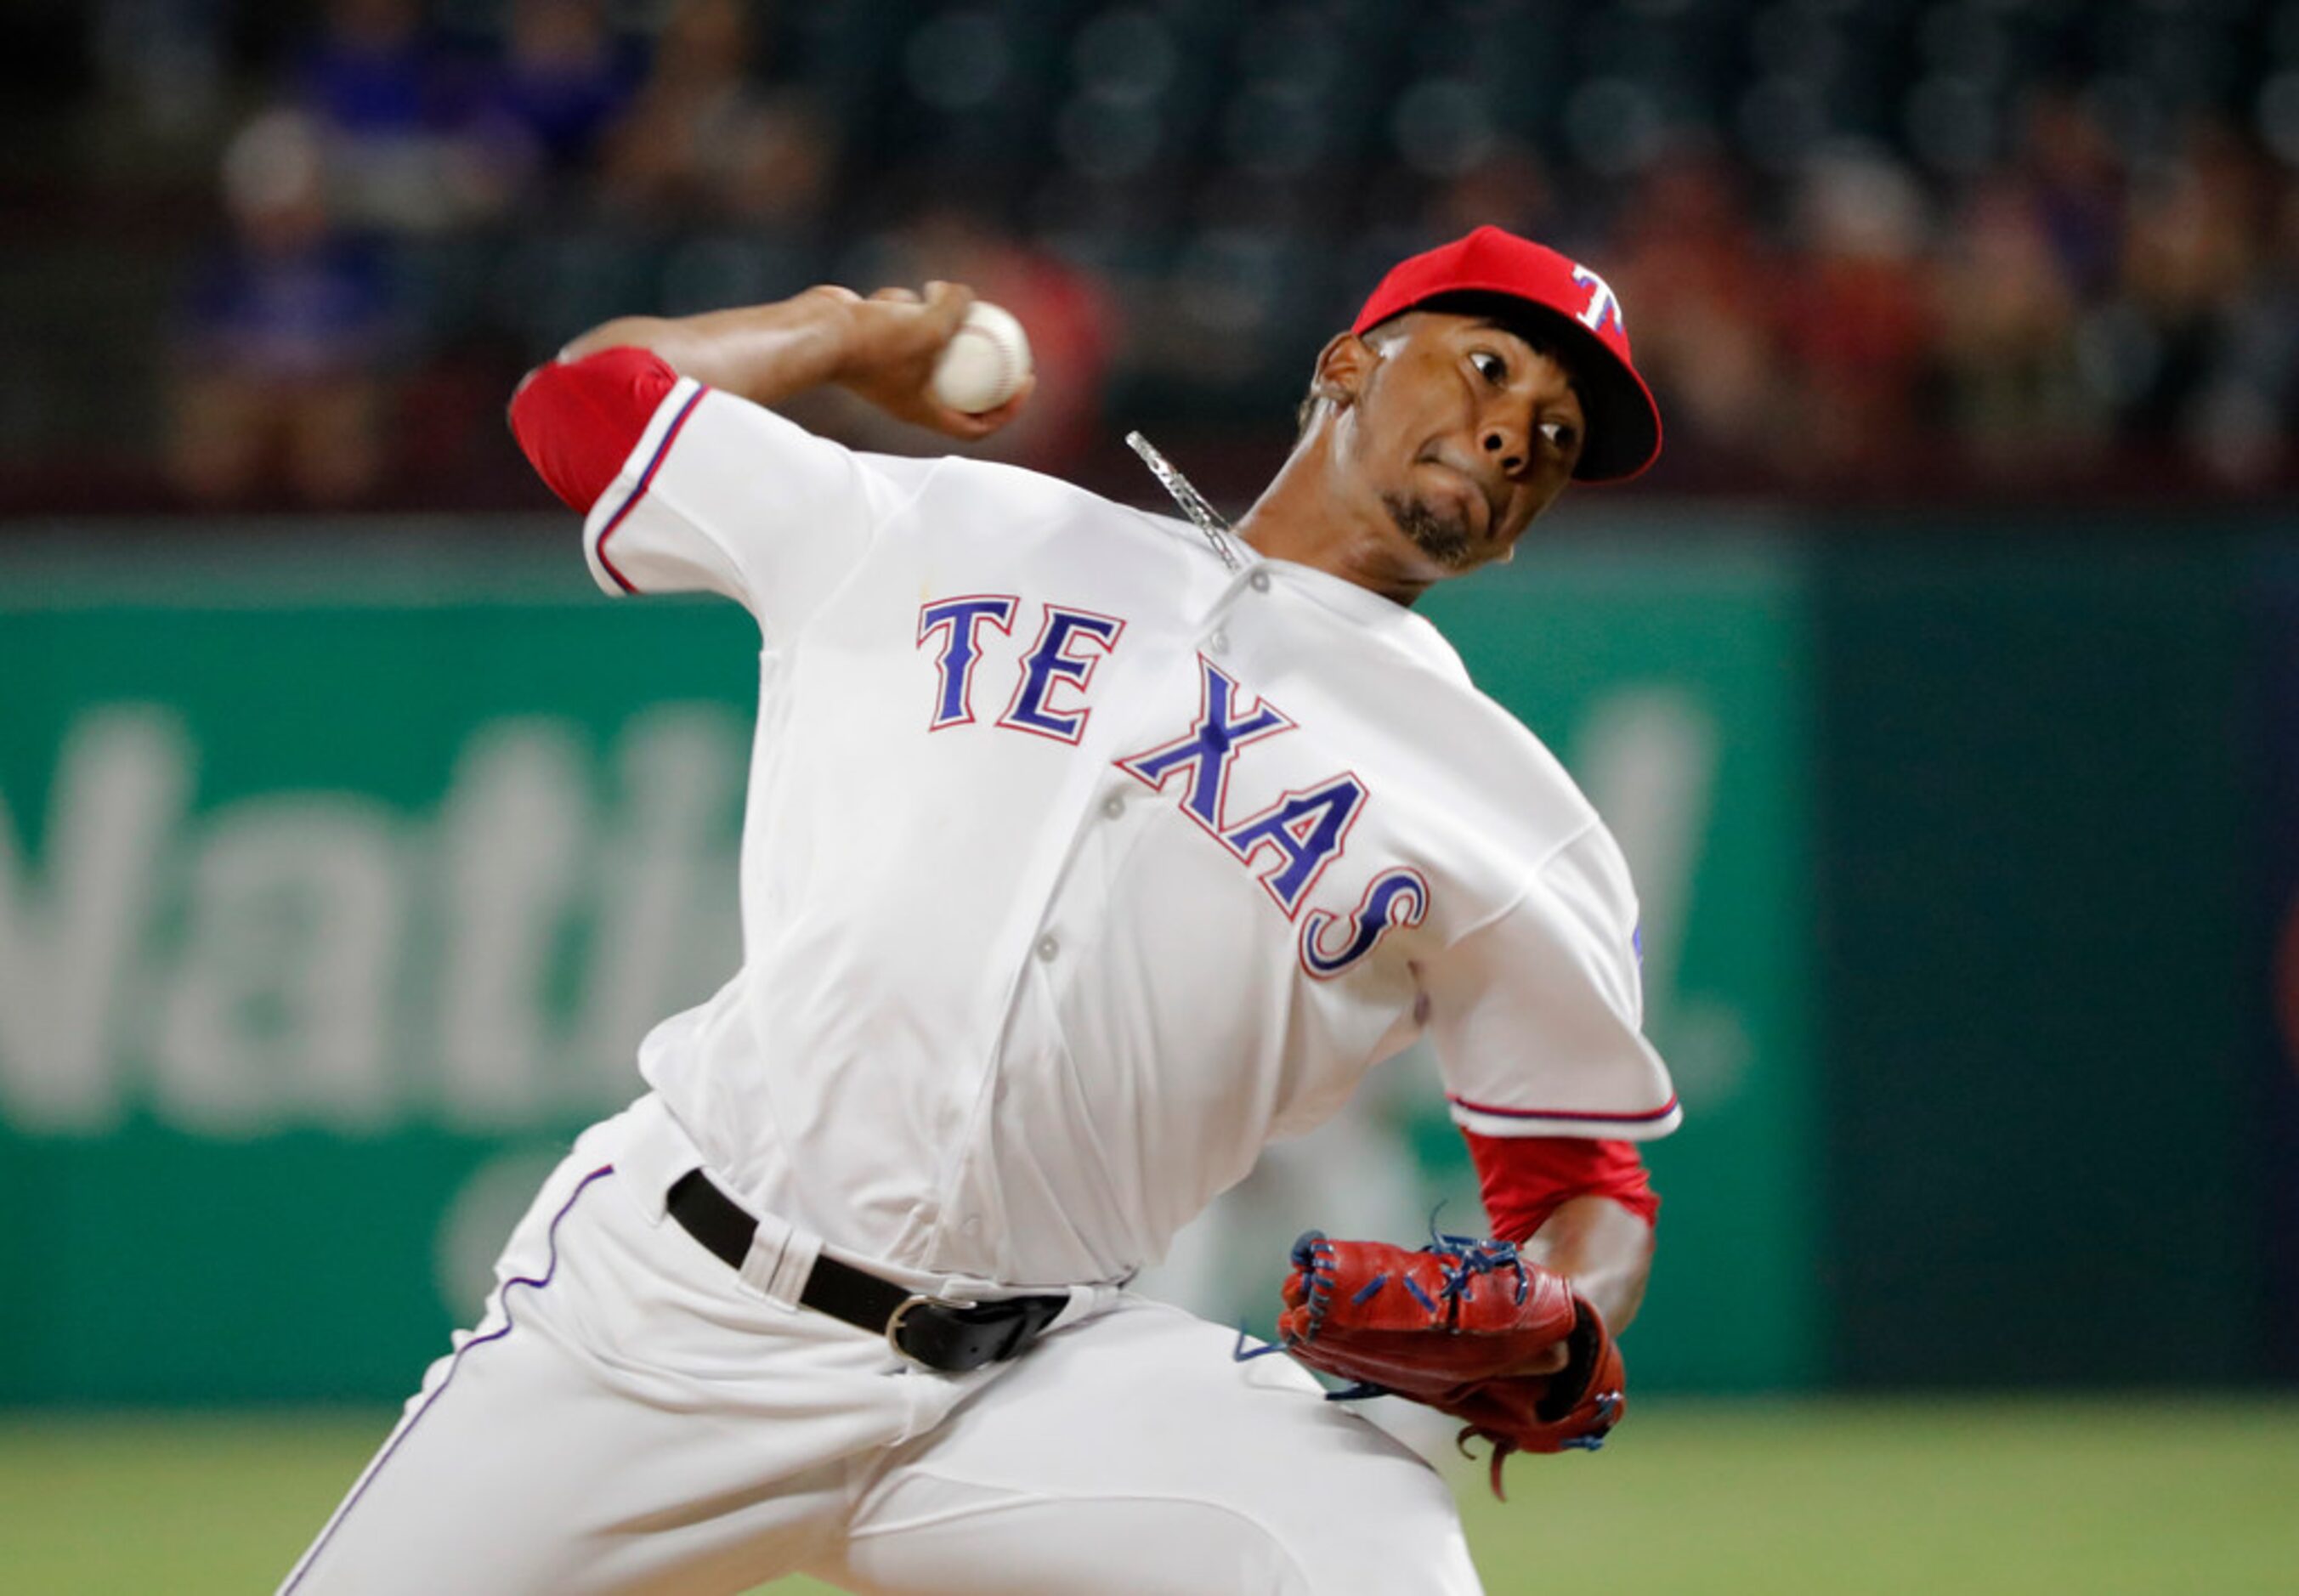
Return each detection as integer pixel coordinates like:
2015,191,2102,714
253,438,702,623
886,1292,976,1369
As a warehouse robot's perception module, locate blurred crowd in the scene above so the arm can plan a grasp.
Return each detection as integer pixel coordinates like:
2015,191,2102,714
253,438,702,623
1608,101,2299,495
9,0,2299,510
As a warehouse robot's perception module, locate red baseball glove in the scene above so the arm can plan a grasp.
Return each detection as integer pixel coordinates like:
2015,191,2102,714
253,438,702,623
1271,1230,1626,1497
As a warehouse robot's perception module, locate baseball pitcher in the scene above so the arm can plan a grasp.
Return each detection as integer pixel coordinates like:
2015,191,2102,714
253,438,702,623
282,224,1677,1595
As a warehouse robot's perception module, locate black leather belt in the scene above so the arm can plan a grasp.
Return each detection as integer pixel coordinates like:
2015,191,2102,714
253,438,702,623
665,1168,1068,1373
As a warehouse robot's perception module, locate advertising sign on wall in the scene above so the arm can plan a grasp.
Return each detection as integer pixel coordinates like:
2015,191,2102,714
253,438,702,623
2259,553,2299,1381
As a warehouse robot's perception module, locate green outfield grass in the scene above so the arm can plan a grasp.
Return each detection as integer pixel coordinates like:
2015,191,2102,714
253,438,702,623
3,1399,2293,1593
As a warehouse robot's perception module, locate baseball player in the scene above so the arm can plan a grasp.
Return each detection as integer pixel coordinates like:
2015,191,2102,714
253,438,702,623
281,224,1676,1594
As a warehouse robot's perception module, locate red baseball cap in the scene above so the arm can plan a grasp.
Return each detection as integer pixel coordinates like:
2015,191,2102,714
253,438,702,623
1351,225,1662,483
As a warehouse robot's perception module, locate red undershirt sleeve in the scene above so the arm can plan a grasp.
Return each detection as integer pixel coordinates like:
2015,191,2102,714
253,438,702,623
507,346,681,514
1464,1131,1660,1243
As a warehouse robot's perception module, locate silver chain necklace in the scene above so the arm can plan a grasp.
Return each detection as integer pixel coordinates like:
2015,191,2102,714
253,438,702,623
1125,431,1242,573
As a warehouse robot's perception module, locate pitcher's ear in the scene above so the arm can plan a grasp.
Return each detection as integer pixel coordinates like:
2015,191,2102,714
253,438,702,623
1314,331,1375,406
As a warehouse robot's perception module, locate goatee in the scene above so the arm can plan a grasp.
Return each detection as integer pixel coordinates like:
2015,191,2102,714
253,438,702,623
1382,492,1475,569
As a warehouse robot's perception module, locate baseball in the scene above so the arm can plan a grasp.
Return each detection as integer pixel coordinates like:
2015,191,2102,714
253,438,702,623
930,301,1032,414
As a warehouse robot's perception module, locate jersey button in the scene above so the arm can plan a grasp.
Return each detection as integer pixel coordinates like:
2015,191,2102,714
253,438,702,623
1101,793,1124,819
1249,569,1271,592
1208,629,1230,654
1036,934,1060,961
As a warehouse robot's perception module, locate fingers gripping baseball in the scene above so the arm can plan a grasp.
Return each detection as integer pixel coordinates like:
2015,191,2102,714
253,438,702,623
1271,1231,1628,1498
824,280,1034,440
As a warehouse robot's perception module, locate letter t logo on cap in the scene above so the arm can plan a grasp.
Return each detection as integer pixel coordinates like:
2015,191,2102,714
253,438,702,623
1571,264,1623,337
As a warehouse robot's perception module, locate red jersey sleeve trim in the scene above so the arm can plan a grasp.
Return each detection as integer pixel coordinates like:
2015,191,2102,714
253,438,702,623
1464,1131,1660,1243
507,346,681,517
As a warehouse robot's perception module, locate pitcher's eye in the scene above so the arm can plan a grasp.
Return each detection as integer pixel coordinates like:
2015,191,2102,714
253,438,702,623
1471,351,1507,385
1541,420,1577,450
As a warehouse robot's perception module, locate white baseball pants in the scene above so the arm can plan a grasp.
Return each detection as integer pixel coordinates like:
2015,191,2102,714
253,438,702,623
280,1095,1483,1595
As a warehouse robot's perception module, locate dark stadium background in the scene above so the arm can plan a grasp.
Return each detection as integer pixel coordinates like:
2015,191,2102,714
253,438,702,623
2,2,2293,1591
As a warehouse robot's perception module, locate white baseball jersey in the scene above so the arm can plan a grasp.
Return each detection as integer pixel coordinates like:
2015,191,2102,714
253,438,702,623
580,376,1679,1292
286,367,1677,1596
